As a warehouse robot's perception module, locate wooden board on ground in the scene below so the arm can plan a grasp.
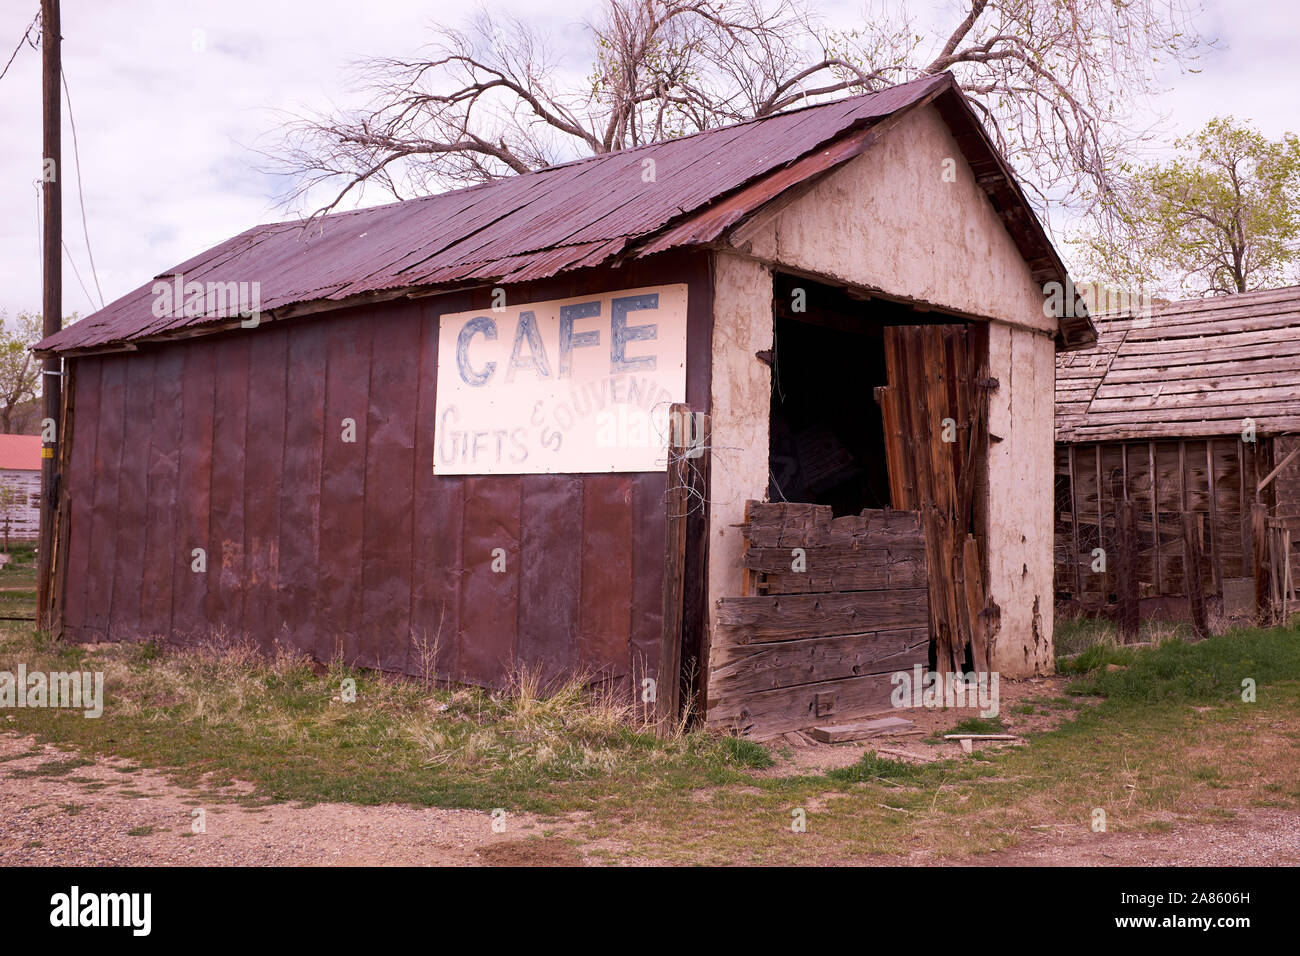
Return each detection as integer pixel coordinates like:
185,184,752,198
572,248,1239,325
809,716,916,743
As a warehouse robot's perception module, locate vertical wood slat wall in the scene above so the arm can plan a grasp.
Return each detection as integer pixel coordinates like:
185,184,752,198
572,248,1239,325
1054,437,1273,605
1274,435,1300,573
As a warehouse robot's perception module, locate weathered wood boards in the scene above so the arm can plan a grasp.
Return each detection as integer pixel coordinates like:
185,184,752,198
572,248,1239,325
1057,286,1300,442
1113,499,1140,642
1253,502,1270,625
708,501,929,738
1055,287,1300,616
1054,437,1262,608
716,592,929,643
742,547,924,593
1182,510,1209,639
877,324,992,676
707,669,912,738
808,716,916,743
1273,435,1300,600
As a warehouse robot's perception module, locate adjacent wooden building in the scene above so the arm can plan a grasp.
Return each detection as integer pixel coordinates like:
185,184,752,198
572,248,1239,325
37,73,1092,736
0,434,42,542
1055,285,1300,621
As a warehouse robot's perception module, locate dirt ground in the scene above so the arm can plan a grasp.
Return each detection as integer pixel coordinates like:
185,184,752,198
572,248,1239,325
4,726,1297,867
0,734,581,867
959,809,1300,866
755,675,1080,775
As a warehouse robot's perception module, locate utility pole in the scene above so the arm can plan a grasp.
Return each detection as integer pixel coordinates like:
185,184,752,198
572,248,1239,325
36,0,61,629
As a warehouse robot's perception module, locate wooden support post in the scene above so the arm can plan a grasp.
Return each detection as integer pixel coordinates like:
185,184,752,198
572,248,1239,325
1149,442,1161,595
1252,502,1271,627
657,404,690,734
1115,500,1141,643
1068,445,1082,599
1183,511,1209,640
1096,445,1105,599
1270,522,1283,617
1121,443,1129,498
682,411,712,718
1179,440,1188,597
1285,529,1293,623
36,0,63,629
1239,440,1251,575
1206,439,1222,595
47,363,74,633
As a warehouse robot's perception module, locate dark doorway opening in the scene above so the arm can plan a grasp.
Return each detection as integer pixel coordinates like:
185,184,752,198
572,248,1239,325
767,273,964,516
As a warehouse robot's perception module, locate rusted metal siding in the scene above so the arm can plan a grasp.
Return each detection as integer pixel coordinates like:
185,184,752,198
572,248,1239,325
55,252,712,694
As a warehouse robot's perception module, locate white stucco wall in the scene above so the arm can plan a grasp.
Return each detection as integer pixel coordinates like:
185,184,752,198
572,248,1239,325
734,104,1053,335
707,102,1059,680
706,254,774,642
984,321,1056,675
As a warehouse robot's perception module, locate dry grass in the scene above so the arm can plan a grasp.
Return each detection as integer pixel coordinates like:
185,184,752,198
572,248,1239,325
405,667,654,776
0,625,770,811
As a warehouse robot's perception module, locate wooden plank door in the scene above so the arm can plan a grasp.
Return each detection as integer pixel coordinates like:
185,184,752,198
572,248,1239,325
875,324,991,676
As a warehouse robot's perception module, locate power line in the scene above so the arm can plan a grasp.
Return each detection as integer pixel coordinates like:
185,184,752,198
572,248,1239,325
33,181,42,302
0,8,40,84
35,187,93,316
61,65,104,310
61,240,94,311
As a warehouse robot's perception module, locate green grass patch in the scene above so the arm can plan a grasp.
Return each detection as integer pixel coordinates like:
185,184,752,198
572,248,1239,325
719,736,774,769
1058,642,1138,675
1065,621,1300,703
8,756,94,778
1054,615,1120,657
946,715,1006,735
827,752,941,785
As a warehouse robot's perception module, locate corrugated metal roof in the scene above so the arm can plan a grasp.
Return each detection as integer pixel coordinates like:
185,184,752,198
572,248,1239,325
38,72,1090,355
1056,284,1300,442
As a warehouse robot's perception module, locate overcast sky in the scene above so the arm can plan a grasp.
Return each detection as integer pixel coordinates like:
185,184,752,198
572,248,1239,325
0,0,1297,320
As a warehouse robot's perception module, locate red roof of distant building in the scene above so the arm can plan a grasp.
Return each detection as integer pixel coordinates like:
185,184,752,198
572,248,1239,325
0,434,42,471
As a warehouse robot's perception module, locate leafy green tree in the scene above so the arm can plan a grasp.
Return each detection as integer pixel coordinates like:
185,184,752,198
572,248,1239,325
1079,117,1300,298
0,311,44,435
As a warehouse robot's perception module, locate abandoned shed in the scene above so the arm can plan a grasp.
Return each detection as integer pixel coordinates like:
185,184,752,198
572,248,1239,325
1055,284,1300,625
36,72,1093,737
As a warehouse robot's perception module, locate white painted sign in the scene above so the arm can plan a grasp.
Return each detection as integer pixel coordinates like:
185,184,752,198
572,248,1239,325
433,284,688,474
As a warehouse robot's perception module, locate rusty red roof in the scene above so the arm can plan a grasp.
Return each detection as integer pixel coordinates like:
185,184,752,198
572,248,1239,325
37,72,1091,355
0,434,42,472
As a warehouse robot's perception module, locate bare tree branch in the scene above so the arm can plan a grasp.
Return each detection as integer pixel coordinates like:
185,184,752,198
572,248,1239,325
265,0,1211,241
